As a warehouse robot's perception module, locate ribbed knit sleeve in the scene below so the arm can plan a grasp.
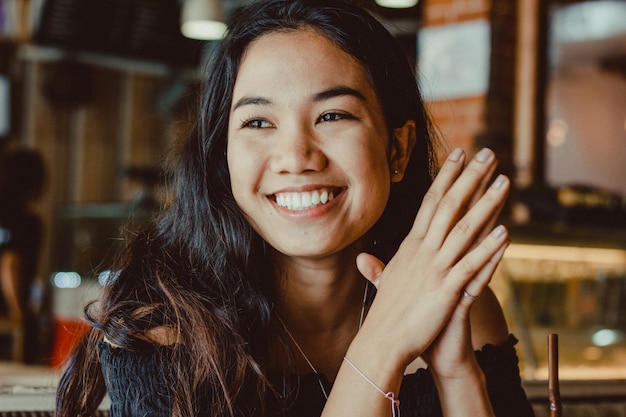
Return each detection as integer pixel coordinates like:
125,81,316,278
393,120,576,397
98,341,174,417
398,334,534,417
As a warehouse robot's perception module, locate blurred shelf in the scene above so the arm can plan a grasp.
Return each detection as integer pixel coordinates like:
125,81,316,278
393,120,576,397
18,44,201,77
523,377,626,401
58,202,151,219
508,222,626,250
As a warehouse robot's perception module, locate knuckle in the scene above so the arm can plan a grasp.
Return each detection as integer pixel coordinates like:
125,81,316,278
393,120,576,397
484,184,502,200
452,218,471,236
437,194,459,213
421,189,440,206
466,162,484,176
458,258,477,277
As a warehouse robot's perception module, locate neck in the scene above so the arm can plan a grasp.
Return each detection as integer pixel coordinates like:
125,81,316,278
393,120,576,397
269,248,369,379
273,249,365,330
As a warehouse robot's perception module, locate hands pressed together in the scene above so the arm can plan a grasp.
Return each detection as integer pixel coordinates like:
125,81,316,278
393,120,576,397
359,146,509,371
333,147,510,417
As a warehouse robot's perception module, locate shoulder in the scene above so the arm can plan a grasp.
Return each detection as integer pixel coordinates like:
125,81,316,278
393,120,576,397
98,332,181,382
97,340,175,417
469,286,509,350
103,326,181,349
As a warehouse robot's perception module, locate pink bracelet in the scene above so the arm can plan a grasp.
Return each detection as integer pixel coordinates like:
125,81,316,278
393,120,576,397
343,357,400,417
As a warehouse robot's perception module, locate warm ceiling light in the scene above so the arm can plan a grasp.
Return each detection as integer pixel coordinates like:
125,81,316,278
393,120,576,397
180,0,227,40
375,0,419,8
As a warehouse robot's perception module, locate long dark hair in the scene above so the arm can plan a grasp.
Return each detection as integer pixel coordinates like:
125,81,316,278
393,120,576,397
55,0,438,416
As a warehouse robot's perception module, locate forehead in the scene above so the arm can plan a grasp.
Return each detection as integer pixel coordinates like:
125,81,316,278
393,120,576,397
234,28,373,95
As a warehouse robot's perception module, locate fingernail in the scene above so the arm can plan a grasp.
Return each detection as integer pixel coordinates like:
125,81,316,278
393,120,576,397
448,147,464,162
491,174,507,189
475,148,493,163
492,225,506,238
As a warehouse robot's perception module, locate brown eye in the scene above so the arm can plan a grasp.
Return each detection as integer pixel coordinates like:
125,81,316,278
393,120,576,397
242,118,273,129
319,112,348,123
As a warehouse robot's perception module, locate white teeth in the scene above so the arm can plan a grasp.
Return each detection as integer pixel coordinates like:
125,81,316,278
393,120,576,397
274,189,337,210
311,191,320,206
292,193,302,209
301,192,311,208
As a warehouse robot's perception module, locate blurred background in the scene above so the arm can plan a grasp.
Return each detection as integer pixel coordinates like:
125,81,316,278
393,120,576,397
0,0,625,415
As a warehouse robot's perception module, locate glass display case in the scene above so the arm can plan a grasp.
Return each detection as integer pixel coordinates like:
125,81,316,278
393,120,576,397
494,224,626,381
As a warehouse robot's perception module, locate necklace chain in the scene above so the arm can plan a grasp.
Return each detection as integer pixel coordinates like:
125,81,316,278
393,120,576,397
276,283,369,400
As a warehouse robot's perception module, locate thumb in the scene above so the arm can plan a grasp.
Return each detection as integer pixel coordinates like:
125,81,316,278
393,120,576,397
356,252,386,288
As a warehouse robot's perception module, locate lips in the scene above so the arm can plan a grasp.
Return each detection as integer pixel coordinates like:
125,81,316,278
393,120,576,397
272,188,342,210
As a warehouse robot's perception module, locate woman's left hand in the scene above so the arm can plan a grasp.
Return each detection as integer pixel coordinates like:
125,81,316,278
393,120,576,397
355,149,510,379
357,242,507,379
419,247,506,380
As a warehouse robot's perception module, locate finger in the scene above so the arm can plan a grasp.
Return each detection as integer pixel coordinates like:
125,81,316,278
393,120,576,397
447,224,509,295
458,241,508,310
470,177,506,247
408,148,465,241
451,171,505,256
421,148,498,250
438,174,510,265
458,243,508,317
467,161,498,210
356,252,385,288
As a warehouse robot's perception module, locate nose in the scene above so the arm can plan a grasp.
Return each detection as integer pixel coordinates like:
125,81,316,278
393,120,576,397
269,124,327,174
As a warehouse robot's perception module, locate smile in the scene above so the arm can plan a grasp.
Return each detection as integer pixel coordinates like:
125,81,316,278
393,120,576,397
273,188,341,211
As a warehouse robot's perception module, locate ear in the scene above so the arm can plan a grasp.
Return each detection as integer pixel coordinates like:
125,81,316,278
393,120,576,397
389,120,416,183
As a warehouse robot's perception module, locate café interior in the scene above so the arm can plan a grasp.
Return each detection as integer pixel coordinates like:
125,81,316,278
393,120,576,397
0,0,625,415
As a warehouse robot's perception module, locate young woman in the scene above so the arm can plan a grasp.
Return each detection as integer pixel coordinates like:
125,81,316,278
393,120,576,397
56,1,534,416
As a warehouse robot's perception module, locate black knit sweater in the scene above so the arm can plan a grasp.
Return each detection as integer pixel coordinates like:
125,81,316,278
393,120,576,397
98,334,534,417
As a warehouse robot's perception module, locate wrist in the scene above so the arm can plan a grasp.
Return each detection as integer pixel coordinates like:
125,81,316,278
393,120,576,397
324,330,406,417
346,324,410,387
430,356,483,382
432,364,495,417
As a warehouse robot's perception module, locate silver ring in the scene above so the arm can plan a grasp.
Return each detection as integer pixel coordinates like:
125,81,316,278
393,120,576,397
463,289,479,301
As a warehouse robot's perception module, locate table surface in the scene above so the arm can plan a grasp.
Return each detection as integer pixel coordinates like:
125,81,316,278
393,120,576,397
0,361,110,411
2,361,625,411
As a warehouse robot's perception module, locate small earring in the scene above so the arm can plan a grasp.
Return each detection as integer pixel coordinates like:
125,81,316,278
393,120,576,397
393,169,399,175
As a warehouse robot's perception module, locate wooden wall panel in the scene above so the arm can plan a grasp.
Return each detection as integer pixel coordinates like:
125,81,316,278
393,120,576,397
77,67,123,203
13,54,178,293
123,73,168,203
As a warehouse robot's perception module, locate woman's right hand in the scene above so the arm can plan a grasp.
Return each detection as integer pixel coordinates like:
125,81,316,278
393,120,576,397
351,147,510,373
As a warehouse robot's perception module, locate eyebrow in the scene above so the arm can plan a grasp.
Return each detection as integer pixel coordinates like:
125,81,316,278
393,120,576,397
232,96,272,112
312,86,366,103
231,86,367,112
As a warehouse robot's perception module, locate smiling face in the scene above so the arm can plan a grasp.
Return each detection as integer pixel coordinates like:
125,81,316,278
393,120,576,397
227,28,398,260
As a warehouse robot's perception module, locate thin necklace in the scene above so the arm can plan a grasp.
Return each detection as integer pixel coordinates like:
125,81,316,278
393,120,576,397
276,283,369,400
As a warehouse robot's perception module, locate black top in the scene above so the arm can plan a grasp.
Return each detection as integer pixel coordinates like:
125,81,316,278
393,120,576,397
98,334,535,417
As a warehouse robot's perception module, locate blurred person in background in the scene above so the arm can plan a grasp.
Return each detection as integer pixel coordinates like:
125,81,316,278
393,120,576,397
0,148,46,363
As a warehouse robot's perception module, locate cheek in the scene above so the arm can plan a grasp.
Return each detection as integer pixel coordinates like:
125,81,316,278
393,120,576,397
226,143,246,200
355,140,392,180
345,144,391,210
363,144,392,207
227,142,263,203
